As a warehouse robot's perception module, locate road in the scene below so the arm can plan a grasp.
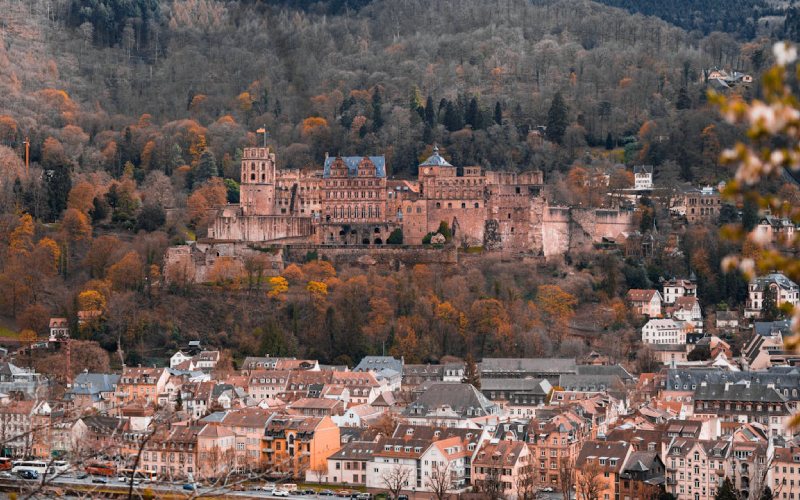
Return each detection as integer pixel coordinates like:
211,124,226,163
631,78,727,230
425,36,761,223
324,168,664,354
0,474,348,498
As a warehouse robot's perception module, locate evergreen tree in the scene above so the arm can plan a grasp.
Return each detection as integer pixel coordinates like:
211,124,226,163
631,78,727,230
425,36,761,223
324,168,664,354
742,197,759,232
545,92,569,144
762,287,780,321
425,96,436,127
443,101,463,132
196,150,218,184
372,88,384,131
45,164,72,222
462,353,481,390
715,478,738,500
676,86,692,110
605,132,614,150
258,319,289,357
493,101,502,125
465,97,480,129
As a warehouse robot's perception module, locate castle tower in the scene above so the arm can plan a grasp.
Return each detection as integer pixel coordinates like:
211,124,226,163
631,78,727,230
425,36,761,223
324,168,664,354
240,147,276,216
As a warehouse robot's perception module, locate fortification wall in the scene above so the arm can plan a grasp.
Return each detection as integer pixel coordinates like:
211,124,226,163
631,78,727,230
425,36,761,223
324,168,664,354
540,206,635,257
164,241,283,283
284,244,458,267
209,213,313,242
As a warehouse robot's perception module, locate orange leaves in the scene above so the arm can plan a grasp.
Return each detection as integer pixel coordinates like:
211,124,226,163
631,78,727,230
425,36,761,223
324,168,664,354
42,137,66,167
207,256,243,287
187,178,227,229
281,263,305,285
35,238,60,274
267,276,289,299
300,116,328,137
0,115,18,144
78,289,106,312
306,280,328,301
61,208,92,244
9,214,34,257
301,260,336,282
190,94,208,112
67,182,96,215
107,250,144,290
237,92,253,113
35,89,77,115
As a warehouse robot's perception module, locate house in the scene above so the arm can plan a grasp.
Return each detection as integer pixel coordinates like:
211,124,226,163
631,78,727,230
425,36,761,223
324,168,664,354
633,165,654,190
479,358,577,383
772,446,800,499
667,296,703,337
322,440,378,485
526,410,592,487
676,185,723,224
442,362,465,382
0,362,46,399
692,381,794,438
288,397,345,417
662,278,697,305
618,451,665,500
216,408,273,474
48,317,69,342
353,356,403,374
197,424,236,479
403,383,500,426
642,319,688,345
741,320,796,370
627,289,663,317
329,371,381,405
65,372,120,412
755,213,797,246
745,273,800,318
471,440,532,500
480,377,552,406
663,438,729,500
650,344,689,366
247,370,291,402
141,425,201,480
575,441,634,500
715,311,739,333
262,415,340,479
331,404,385,428
116,366,170,407
402,364,443,390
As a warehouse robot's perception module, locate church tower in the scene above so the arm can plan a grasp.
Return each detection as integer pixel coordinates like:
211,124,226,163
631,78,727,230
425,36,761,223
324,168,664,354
240,147,276,216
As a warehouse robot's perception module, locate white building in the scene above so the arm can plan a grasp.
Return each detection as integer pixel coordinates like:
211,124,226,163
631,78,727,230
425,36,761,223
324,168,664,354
627,289,663,317
662,278,697,305
745,273,800,319
633,165,654,190
668,296,703,334
642,318,688,345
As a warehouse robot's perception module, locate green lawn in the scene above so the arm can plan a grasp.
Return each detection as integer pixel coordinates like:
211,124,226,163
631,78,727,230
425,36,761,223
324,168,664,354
0,326,18,339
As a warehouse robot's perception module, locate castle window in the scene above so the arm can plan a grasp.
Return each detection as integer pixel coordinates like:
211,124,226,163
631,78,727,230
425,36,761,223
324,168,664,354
448,203,452,208
475,203,480,208
461,203,466,209
436,203,441,208
251,174,256,181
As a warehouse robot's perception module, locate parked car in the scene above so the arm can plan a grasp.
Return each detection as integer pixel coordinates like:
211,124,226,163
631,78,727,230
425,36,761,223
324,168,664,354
91,477,108,484
356,494,372,500
183,483,197,491
271,489,290,497
76,472,89,480
542,487,554,493
319,489,336,496
0,471,12,479
17,470,39,480
336,490,351,497
262,483,277,491
398,495,409,500
302,489,318,495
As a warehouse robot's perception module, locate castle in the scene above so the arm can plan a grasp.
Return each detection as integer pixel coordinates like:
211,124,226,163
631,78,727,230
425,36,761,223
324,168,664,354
166,145,635,282
208,145,550,250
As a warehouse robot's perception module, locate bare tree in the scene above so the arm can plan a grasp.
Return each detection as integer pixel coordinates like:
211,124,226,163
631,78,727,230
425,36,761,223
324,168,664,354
426,461,454,500
476,467,504,500
575,460,604,500
746,455,774,500
559,456,576,500
517,459,537,500
381,464,412,500
310,462,328,484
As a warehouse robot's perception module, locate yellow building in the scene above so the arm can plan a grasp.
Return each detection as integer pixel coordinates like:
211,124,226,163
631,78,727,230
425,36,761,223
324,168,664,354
262,415,340,479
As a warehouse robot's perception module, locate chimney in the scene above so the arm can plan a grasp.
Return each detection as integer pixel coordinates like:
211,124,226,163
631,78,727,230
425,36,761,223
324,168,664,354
724,382,731,391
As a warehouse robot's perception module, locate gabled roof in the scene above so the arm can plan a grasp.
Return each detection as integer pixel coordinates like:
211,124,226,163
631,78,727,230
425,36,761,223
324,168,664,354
354,356,403,374
633,165,653,174
323,156,386,178
419,146,453,168
694,382,786,403
750,273,799,292
627,289,661,303
404,382,498,418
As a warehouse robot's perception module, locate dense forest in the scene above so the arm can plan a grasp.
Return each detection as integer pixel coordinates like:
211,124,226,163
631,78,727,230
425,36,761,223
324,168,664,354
0,0,788,374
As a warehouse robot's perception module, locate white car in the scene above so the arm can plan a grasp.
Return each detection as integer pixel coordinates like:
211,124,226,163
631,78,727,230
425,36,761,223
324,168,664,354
261,483,276,491
271,489,290,497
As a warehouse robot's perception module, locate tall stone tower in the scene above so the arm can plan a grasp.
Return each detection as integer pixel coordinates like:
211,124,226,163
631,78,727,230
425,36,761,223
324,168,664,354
240,147,276,216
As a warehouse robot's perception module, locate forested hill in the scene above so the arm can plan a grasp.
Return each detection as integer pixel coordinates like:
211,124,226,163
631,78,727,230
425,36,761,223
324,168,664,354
242,0,784,38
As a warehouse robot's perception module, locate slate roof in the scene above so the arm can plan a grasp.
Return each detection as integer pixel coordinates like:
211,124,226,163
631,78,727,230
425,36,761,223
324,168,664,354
405,382,498,418
754,320,792,337
633,165,653,174
750,273,799,292
693,382,786,403
67,372,120,400
354,356,403,374
419,146,453,167
328,440,380,460
664,368,800,400
558,374,623,392
323,156,386,178
479,358,577,376
480,377,551,393
576,364,634,382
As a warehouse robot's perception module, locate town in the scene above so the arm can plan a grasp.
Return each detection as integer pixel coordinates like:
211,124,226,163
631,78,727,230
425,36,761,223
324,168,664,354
0,266,797,499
